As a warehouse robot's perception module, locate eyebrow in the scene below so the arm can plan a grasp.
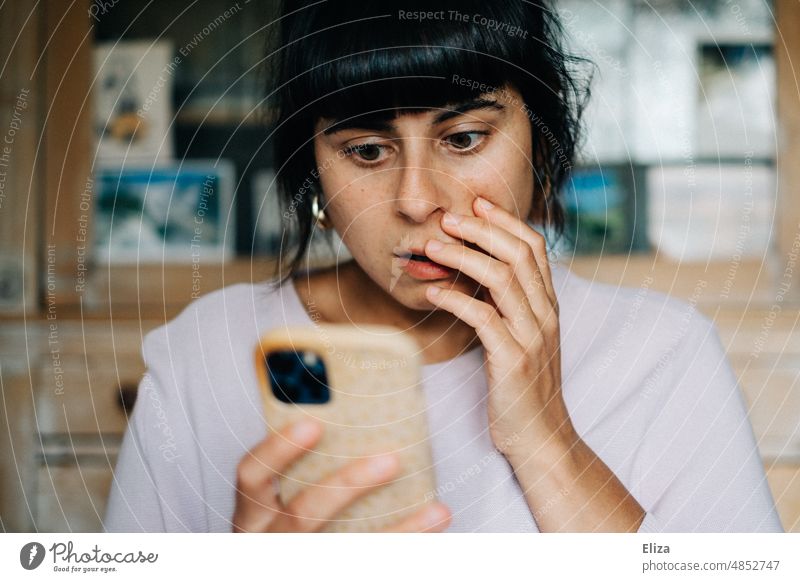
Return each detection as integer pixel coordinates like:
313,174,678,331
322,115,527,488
321,98,505,136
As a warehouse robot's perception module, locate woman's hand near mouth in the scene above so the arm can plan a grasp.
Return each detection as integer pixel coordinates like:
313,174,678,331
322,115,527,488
422,196,645,532
423,196,566,454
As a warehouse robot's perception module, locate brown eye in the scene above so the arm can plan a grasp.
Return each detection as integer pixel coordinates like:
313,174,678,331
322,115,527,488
347,143,382,161
445,131,487,151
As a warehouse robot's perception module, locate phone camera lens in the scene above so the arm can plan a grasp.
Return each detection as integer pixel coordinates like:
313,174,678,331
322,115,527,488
266,350,330,404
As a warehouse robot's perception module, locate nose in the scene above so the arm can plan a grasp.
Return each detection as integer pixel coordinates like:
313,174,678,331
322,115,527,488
393,160,450,224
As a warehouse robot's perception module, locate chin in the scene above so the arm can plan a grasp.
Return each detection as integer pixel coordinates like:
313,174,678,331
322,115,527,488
386,282,432,310
398,275,481,308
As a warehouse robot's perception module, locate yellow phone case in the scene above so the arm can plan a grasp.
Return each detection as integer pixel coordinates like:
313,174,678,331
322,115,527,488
254,323,437,532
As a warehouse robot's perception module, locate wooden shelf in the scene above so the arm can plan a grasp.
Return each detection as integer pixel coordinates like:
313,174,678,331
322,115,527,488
562,252,782,311
64,257,281,319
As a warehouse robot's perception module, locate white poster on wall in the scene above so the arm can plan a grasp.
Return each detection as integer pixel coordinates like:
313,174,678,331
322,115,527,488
93,40,175,164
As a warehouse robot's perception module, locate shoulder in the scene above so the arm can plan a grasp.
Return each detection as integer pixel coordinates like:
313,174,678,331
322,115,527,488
140,279,287,376
121,280,290,531
557,263,714,334
134,277,293,442
554,264,718,385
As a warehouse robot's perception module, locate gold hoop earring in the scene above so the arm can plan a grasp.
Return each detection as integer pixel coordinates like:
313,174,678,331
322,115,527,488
311,192,331,230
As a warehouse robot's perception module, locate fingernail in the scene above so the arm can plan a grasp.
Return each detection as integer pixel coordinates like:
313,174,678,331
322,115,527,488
425,504,447,528
426,240,444,252
427,285,441,297
476,197,494,211
291,420,319,441
368,454,398,477
442,212,461,226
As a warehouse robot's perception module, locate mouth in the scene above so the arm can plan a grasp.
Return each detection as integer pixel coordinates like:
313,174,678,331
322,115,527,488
394,248,433,262
391,244,454,282
393,241,483,262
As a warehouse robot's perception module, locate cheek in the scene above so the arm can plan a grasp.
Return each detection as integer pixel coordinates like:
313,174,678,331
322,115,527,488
320,164,393,221
323,185,381,231
467,143,533,218
335,214,391,278
317,181,387,255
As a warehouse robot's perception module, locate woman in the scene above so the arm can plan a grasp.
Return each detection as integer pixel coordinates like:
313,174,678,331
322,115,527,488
104,0,782,533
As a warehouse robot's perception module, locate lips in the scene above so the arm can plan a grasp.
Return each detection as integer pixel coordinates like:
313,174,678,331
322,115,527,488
393,241,483,261
395,247,431,261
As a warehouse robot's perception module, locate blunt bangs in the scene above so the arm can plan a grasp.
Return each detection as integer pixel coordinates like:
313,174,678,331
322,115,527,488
277,0,541,125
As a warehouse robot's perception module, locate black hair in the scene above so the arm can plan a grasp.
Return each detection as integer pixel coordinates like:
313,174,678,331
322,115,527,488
264,0,592,284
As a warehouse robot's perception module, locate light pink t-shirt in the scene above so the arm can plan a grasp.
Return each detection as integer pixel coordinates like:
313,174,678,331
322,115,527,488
103,262,783,532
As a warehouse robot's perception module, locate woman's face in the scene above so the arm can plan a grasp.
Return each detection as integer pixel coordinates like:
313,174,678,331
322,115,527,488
312,85,535,310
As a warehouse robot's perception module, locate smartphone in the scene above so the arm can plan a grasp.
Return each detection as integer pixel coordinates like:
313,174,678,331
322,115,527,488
254,323,437,533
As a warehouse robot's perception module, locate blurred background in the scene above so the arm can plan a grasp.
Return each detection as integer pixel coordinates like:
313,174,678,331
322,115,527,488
0,0,798,532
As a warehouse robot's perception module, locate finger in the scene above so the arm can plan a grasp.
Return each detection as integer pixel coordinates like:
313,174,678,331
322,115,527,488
233,420,322,532
438,211,554,335
425,284,523,364
273,453,401,532
381,502,452,533
473,197,558,312
425,238,540,342
441,209,553,314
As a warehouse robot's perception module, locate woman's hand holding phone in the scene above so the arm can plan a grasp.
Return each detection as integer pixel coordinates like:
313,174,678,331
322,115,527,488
232,419,452,533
